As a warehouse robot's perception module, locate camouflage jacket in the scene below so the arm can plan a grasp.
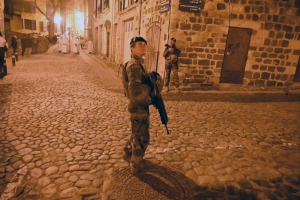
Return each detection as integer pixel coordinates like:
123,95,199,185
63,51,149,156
125,55,152,113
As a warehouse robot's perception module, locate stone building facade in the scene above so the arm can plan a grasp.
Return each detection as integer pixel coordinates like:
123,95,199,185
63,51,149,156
92,0,300,89
0,0,4,36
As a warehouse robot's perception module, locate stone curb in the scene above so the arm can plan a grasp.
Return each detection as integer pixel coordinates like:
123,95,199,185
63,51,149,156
46,44,300,95
80,50,300,95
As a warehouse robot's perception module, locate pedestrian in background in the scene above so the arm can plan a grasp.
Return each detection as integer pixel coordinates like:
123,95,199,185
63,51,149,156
0,32,7,73
162,37,181,92
57,35,62,53
21,35,27,56
87,39,93,54
122,36,155,174
61,35,68,54
72,36,79,55
10,35,18,54
52,35,58,44
32,33,38,54
80,37,85,49
25,34,33,56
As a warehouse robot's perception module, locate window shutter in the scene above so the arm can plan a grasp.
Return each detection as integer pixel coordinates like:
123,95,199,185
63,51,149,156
32,20,36,30
43,21,47,32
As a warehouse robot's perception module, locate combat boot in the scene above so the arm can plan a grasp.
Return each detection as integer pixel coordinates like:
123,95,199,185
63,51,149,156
130,159,156,175
122,142,132,163
122,151,131,163
162,86,169,93
130,160,147,175
174,87,180,93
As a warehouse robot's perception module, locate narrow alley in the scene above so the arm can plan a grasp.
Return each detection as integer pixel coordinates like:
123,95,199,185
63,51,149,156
0,47,299,200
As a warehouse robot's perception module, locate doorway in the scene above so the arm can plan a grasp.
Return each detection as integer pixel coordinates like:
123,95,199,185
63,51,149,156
123,20,133,63
94,27,98,54
220,27,252,84
145,22,161,72
293,56,300,83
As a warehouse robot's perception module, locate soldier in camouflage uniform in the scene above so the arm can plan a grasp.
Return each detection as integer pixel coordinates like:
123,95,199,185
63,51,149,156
162,38,181,92
122,36,153,174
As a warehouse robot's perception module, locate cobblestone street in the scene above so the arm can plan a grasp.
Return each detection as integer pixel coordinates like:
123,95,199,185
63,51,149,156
0,47,300,200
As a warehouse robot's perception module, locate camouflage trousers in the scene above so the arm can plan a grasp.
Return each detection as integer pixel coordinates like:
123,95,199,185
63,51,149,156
164,60,179,88
123,113,150,171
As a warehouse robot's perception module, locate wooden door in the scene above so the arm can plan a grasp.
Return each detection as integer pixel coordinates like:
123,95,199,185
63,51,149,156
293,56,300,82
94,27,98,54
123,20,133,63
220,27,252,84
145,22,161,72
99,25,103,55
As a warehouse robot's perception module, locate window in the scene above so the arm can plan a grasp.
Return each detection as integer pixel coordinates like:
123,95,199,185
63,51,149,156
97,0,110,14
97,2,102,14
23,19,36,30
118,0,138,11
123,0,128,9
115,0,118,13
104,0,109,9
41,21,47,31
23,1,35,13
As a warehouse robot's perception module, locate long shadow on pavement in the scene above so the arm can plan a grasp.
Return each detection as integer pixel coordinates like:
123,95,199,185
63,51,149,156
105,165,290,200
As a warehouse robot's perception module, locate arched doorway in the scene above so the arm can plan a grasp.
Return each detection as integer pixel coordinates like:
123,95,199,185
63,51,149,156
145,21,161,72
104,20,111,57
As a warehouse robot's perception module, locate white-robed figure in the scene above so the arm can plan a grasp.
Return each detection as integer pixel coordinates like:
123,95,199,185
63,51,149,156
72,36,79,54
61,34,68,53
58,35,63,52
87,39,93,54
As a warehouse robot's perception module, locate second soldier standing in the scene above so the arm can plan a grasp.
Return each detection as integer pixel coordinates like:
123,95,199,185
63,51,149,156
162,38,181,92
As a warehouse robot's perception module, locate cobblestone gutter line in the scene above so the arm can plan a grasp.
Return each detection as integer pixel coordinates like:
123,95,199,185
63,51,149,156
0,166,27,200
0,84,13,197
0,60,28,200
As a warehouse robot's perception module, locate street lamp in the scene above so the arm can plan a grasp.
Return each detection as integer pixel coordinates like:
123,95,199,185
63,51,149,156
54,15,62,35
54,15,62,23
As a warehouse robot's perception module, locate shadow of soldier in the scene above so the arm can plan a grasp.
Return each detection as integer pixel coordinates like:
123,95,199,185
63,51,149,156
105,163,274,200
108,165,196,200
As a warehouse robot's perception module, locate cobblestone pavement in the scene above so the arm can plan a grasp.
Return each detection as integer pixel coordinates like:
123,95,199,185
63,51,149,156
0,47,300,200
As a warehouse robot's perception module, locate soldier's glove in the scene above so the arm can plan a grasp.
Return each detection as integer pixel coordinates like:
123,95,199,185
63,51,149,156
150,72,163,93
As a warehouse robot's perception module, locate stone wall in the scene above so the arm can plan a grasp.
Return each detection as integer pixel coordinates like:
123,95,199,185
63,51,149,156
140,0,300,89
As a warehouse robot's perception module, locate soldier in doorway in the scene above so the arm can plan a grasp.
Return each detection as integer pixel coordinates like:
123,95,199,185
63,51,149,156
162,37,181,92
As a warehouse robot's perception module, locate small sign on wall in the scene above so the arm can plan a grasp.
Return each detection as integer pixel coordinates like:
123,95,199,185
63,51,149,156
179,0,202,13
160,0,170,13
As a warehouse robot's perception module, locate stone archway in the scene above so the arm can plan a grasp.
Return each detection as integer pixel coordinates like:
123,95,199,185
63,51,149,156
104,20,111,57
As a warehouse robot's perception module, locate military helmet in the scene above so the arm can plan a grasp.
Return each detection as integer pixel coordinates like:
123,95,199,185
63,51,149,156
130,36,147,46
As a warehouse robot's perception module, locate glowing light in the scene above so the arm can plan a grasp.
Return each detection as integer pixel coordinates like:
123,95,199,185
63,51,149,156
54,15,62,23
76,12,83,19
75,12,84,31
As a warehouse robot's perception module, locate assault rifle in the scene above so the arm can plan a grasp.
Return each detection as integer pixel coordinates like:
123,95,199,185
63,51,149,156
164,44,181,56
149,72,170,135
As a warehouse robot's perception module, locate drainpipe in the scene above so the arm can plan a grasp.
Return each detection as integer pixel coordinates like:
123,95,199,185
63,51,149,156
167,0,172,41
138,0,142,35
110,1,114,62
